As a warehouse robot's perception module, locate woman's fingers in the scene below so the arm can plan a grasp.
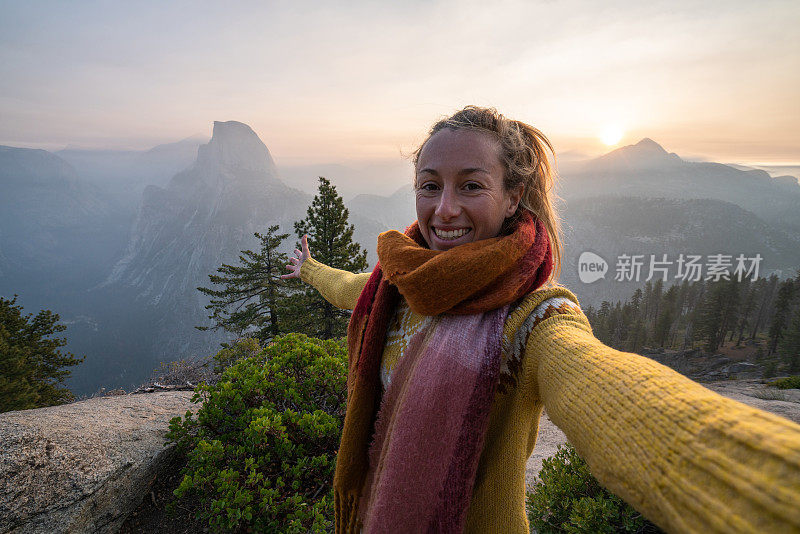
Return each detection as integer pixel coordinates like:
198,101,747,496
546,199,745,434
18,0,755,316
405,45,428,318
281,236,311,280
280,263,299,279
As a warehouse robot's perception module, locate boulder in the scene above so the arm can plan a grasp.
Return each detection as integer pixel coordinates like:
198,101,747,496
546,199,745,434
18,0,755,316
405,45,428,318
0,391,195,534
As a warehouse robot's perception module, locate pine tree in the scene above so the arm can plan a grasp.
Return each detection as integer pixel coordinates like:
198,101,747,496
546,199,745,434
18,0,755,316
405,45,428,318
751,275,779,340
768,279,796,355
294,177,368,339
630,318,647,353
0,296,83,413
197,225,298,341
695,281,727,353
735,280,756,345
654,285,678,348
717,278,741,347
630,288,643,313
778,306,800,372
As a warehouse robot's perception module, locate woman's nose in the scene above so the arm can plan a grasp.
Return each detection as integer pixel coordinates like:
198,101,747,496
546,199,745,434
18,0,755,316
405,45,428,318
435,188,461,220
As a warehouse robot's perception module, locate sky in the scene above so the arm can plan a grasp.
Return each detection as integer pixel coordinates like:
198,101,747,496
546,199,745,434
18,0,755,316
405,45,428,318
1,0,799,169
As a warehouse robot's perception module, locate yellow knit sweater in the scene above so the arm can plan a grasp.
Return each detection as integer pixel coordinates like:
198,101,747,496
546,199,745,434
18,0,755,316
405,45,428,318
300,257,800,534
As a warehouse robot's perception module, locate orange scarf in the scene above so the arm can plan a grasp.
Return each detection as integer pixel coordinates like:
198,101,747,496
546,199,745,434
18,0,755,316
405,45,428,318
334,213,552,533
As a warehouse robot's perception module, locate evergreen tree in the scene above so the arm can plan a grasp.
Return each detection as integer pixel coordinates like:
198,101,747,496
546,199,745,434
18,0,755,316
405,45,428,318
197,225,298,341
751,275,779,340
643,281,654,323
0,296,83,413
595,301,613,344
778,306,800,372
612,301,624,347
630,317,647,353
654,285,678,348
695,281,728,353
735,280,756,345
294,177,368,339
717,278,741,347
630,288,643,313
768,279,796,355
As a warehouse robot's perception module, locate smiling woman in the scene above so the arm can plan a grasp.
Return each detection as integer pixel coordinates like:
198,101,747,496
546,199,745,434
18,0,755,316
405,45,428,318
413,128,522,251
282,106,800,534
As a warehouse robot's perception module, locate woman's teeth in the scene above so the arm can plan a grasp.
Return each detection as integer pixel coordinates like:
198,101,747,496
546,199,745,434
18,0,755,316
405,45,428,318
434,228,471,240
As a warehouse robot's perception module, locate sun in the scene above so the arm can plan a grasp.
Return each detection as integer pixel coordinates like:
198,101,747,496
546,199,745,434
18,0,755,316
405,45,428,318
600,125,624,146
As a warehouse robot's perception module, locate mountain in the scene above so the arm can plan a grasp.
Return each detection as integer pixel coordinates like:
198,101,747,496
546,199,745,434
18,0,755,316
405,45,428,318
57,136,206,216
559,138,800,235
728,163,800,184
103,121,305,297
346,184,416,231
0,146,127,300
70,122,312,392
558,196,800,305
278,159,413,200
587,138,683,170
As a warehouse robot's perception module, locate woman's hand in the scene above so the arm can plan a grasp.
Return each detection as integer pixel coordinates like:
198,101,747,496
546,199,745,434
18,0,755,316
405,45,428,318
281,234,311,280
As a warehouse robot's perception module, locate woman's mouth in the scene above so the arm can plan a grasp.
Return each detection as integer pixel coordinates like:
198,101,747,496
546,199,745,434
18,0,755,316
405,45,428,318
433,227,472,241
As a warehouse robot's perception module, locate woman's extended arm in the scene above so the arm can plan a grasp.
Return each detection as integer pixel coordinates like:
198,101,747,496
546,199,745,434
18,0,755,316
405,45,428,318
524,302,800,533
299,257,371,310
281,234,371,310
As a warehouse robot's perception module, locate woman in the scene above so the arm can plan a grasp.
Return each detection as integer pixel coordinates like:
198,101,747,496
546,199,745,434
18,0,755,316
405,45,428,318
283,106,800,533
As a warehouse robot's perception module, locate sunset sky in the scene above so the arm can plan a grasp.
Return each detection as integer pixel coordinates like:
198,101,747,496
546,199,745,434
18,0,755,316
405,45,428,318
1,0,798,168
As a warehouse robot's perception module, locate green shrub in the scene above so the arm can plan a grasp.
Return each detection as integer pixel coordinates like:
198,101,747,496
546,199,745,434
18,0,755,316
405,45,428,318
526,444,662,533
770,375,800,389
211,337,262,374
166,333,347,533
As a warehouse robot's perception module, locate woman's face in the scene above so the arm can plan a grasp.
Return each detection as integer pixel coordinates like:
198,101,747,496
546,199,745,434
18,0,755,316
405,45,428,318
415,128,523,251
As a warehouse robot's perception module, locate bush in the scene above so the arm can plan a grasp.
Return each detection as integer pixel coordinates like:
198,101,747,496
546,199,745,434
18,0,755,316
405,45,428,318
770,375,800,389
526,444,662,533
166,333,347,533
211,337,262,375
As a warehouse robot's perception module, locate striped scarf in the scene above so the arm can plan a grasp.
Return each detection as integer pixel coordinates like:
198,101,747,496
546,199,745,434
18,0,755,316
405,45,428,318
334,213,552,533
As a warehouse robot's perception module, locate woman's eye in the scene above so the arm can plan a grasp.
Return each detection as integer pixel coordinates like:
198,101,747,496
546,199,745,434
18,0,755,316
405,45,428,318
464,182,482,191
419,182,439,191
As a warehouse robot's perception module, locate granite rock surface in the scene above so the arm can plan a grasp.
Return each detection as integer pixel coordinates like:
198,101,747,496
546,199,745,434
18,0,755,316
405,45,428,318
0,391,195,534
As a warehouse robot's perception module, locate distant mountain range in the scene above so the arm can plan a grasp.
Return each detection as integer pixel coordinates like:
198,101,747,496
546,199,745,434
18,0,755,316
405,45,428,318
0,146,128,295
558,138,800,235
57,136,207,218
1,128,798,394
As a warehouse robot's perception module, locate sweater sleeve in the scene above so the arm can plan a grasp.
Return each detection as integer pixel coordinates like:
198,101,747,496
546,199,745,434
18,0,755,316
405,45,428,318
525,308,800,533
299,257,372,311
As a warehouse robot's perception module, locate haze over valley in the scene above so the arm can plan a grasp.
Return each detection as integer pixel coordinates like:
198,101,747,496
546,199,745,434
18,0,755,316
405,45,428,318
2,122,799,395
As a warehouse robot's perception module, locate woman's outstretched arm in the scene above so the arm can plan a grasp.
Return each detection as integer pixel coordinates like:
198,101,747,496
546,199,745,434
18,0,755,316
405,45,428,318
282,235,371,310
523,295,800,533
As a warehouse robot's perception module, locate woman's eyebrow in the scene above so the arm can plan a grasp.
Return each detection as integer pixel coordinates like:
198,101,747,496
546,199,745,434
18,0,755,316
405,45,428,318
459,167,490,176
417,167,490,176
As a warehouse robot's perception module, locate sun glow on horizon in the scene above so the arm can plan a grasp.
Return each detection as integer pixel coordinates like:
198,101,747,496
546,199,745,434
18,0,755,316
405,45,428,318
600,125,624,147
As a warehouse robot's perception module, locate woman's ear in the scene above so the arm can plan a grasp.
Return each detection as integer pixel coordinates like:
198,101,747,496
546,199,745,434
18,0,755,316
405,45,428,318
506,184,524,217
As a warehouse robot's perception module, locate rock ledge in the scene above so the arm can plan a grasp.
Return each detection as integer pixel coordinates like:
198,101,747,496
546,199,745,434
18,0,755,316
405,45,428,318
0,391,195,534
